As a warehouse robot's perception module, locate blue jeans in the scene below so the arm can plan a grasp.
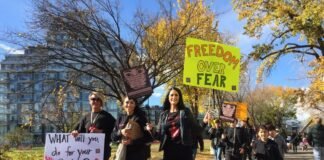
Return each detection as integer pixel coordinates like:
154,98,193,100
213,146,223,160
192,148,197,160
313,146,324,160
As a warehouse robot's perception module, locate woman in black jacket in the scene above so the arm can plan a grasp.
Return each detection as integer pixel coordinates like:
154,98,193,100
146,87,202,160
111,96,153,160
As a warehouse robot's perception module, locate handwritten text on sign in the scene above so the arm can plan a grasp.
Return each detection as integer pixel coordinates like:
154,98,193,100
44,133,105,160
183,38,241,92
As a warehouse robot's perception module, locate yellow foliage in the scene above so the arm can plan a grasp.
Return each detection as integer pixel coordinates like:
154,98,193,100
233,0,323,111
303,57,324,109
143,0,223,116
233,0,323,43
143,0,220,62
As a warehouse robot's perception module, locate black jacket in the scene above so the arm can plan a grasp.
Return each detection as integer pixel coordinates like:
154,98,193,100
74,110,116,159
111,111,153,160
207,126,224,149
223,127,246,150
253,139,283,160
307,124,324,147
155,107,202,151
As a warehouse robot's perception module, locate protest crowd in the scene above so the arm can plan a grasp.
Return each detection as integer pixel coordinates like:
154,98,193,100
63,88,324,160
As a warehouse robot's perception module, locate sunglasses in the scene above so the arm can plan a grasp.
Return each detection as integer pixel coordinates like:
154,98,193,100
90,98,101,101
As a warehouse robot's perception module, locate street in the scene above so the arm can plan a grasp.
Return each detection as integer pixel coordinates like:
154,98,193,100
285,148,313,160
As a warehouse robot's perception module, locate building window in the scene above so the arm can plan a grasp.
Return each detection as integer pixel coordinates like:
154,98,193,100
9,74,17,81
19,94,33,102
0,94,7,102
0,73,8,81
17,73,32,81
0,84,7,92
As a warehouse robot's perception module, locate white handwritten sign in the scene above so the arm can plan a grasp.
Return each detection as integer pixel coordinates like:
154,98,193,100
44,133,105,160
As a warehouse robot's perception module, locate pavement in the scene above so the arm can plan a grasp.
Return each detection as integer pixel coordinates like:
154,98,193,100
285,149,314,160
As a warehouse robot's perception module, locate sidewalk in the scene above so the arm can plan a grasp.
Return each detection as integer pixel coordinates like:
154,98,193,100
285,149,313,160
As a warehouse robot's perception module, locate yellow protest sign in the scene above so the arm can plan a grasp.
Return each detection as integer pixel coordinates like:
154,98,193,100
183,38,240,92
235,102,248,121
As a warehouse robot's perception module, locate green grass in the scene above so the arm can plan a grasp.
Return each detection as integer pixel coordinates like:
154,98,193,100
5,147,44,160
5,140,214,160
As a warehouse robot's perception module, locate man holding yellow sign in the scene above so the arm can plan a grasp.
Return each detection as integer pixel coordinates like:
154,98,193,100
183,38,241,92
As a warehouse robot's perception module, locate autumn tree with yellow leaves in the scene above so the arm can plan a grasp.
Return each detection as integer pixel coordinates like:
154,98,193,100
295,57,324,112
233,0,323,112
143,0,222,117
39,85,81,133
246,85,297,127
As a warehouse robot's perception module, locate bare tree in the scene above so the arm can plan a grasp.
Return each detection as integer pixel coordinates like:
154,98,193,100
2,0,216,105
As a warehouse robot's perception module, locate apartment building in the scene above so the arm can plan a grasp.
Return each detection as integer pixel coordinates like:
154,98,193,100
0,47,119,143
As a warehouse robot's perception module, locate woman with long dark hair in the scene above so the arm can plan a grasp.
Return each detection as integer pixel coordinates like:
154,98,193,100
111,96,152,160
147,87,202,160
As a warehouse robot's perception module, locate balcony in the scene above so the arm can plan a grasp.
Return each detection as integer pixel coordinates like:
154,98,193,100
0,79,9,83
0,121,7,126
0,99,9,104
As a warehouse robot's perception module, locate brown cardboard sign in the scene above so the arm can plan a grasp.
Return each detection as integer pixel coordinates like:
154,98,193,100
121,65,153,98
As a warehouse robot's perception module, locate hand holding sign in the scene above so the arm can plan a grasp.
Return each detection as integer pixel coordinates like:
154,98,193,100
71,130,79,137
203,112,212,123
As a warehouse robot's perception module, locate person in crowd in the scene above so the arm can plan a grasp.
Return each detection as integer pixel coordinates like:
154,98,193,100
290,130,300,153
300,132,308,151
268,125,287,158
111,96,153,160
146,87,202,160
307,116,324,160
71,91,116,160
223,119,246,160
252,125,282,160
192,128,204,160
203,113,224,160
286,135,292,150
241,119,254,160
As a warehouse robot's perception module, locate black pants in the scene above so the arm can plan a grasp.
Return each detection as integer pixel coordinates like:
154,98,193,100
126,145,146,160
225,149,242,160
163,141,193,160
243,147,253,160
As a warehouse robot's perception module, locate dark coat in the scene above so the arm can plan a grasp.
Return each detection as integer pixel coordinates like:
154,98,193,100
155,107,202,151
253,139,283,160
307,124,324,147
223,127,246,150
74,110,116,159
207,127,225,149
111,111,153,160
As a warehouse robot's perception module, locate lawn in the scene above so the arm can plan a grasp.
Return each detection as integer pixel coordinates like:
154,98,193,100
5,140,214,160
